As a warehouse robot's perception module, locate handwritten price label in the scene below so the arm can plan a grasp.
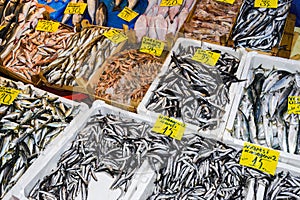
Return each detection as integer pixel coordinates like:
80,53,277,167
0,87,20,105
288,96,300,114
103,29,128,44
160,0,183,6
36,20,60,32
139,37,165,57
64,2,87,14
192,49,221,66
117,7,139,22
239,142,280,175
254,0,278,8
152,114,186,140
216,0,235,4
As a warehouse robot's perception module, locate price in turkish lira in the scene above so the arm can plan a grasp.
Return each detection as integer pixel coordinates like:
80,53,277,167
64,2,87,14
152,114,186,140
239,142,280,175
35,20,60,32
117,7,139,22
0,87,20,105
139,37,164,57
160,0,183,6
103,29,128,44
254,0,278,8
192,49,221,66
288,96,300,114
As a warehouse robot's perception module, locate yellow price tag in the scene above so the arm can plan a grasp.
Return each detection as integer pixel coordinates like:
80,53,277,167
36,20,60,33
0,25,5,31
139,37,165,57
216,0,235,4
64,2,87,14
103,29,128,44
254,0,278,8
288,96,300,114
160,0,183,6
239,142,280,175
152,114,186,140
192,49,221,66
117,7,139,22
0,87,20,105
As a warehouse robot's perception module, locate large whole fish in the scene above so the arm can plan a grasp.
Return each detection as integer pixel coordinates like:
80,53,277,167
232,64,300,154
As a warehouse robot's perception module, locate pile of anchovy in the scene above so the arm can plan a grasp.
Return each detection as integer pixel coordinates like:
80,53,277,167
148,135,269,200
231,0,291,51
0,79,81,198
146,44,241,130
148,135,300,200
232,65,300,154
29,111,176,199
94,49,164,105
43,27,118,87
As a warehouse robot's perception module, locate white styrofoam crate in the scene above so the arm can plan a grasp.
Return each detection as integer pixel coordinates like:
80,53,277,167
223,52,300,168
137,37,248,140
9,100,182,200
1,79,88,200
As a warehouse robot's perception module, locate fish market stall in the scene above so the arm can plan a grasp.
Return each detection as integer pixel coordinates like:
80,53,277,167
138,38,247,137
9,100,191,200
1,23,75,85
224,52,300,167
133,0,195,42
230,0,291,53
88,41,167,112
181,0,243,45
0,76,87,199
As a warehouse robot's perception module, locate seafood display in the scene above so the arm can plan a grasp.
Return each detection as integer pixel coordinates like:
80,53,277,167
94,49,164,106
231,59,300,154
0,78,82,198
43,27,118,87
231,0,291,51
149,135,300,200
144,42,241,130
183,0,243,44
134,0,194,42
0,0,45,57
28,105,178,199
2,26,74,81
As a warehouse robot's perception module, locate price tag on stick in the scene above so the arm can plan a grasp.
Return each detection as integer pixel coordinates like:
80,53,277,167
288,96,300,114
36,20,60,32
64,2,87,14
152,114,186,140
192,49,221,66
160,0,183,6
0,87,20,105
239,142,280,175
117,7,139,22
103,29,128,44
254,0,278,8
139,37,165,57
